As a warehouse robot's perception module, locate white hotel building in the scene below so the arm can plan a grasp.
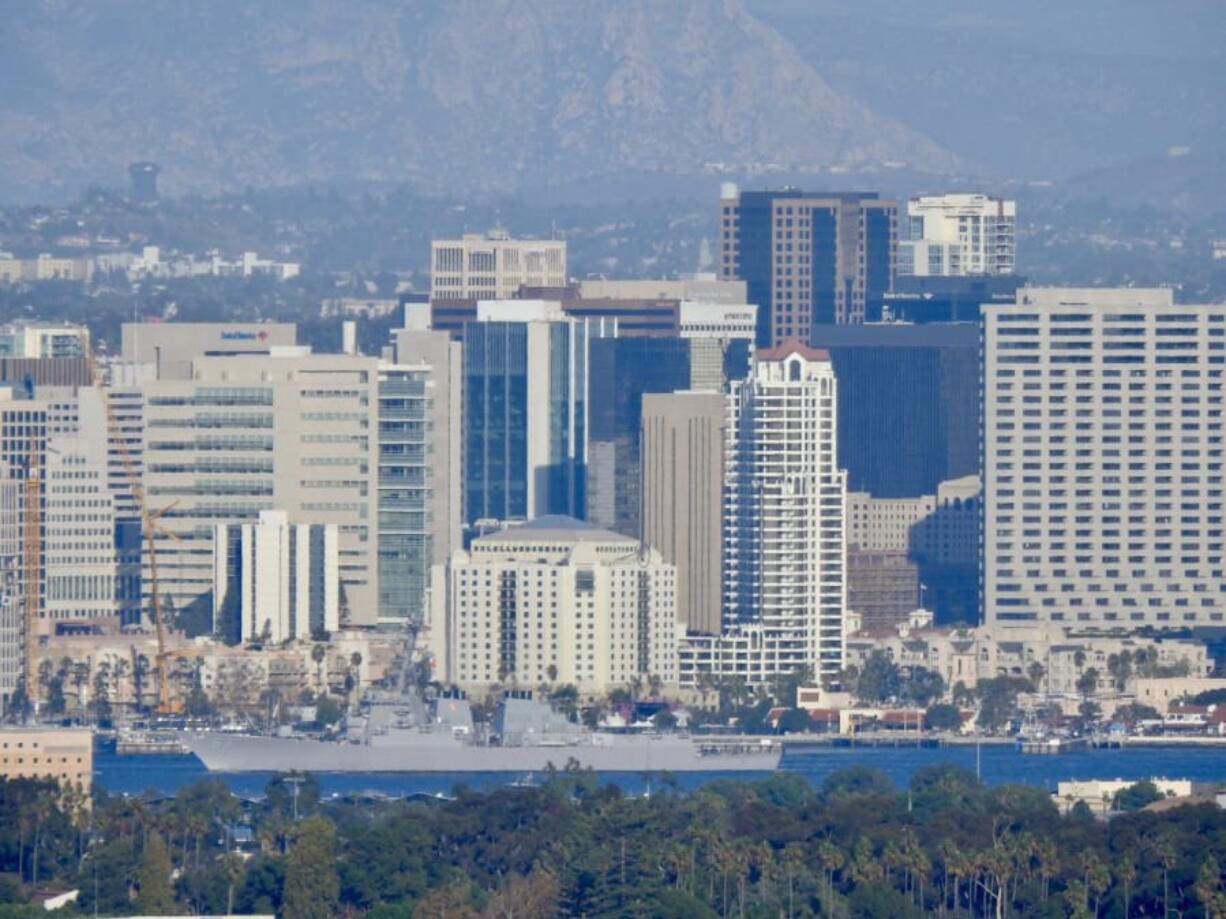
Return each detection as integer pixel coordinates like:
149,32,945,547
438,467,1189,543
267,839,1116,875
428,516,680,695
983,288,1226,629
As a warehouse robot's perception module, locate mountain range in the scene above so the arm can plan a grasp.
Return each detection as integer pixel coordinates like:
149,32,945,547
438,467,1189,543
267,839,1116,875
0,0,1222,206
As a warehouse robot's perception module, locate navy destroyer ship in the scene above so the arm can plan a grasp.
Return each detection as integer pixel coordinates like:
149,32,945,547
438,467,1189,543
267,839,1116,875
180,690,782,773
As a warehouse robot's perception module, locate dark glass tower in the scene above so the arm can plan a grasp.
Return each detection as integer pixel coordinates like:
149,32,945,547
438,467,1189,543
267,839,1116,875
719,188,898,345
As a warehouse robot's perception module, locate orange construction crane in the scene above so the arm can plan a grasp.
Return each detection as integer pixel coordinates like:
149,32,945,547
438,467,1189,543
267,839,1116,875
89,353,181,715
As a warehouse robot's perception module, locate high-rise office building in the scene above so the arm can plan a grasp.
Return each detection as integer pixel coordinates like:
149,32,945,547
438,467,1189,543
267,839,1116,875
719,344,846,680
811,322,978,497
641,392,725,635
431,231,566,301
719,186,897,344
982,288,1226,629
378,326,463,627
427,516,679,694
212,510,339,644
587,338,709,537
463,316,604,526
140,351,380,627
901,193,1016,277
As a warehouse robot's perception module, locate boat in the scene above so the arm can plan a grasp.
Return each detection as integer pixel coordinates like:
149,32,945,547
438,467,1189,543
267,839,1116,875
178,690,782,774
1016,731,1089,754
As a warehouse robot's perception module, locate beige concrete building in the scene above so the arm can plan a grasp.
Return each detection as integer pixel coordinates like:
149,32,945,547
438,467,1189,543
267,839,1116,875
1135,677,1226,714
431,232,566,301
844,622,1212,697
0,728,92,796
428,517,680,695
141,350,381,626
1054,779,1192,816
120,322,297,377
984,289,1226,629
640,392,725,635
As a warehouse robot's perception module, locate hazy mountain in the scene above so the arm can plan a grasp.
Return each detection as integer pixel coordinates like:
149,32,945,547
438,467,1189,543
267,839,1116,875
0,0,958,202
0,0,1221,206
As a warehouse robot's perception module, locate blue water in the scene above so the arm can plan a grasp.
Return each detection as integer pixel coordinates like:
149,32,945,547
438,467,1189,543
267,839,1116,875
94,744,1226,799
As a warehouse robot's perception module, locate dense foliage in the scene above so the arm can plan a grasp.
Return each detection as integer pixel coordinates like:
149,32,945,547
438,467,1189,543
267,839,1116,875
2,767,1226,918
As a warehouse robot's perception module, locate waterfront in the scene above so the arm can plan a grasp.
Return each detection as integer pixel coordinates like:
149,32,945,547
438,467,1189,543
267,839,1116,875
95,743,1226,798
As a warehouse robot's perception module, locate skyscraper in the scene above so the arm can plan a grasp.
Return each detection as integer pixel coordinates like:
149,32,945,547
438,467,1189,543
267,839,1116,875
719,186,897,345
462,317,602,526
641,391,725,636
982,288,1226,629
810,322,979,497
901,193,1016,277
380,327,463,628
720,344,846,680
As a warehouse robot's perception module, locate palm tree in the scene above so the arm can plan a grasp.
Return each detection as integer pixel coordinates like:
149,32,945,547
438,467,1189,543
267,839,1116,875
311,643,327,693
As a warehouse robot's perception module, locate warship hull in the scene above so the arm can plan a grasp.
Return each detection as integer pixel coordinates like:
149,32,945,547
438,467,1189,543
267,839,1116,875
179,731,782,773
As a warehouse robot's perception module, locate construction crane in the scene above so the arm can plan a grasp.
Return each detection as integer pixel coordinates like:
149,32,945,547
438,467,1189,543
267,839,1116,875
88,353,182,715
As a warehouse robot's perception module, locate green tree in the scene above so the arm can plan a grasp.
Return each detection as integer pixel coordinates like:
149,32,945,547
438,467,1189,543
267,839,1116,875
282,817,340,919
924,703,963,732
314,696,343,727
1076,667,1100,697
855,652,903,704
136,832,176,915
1114,780,1164,812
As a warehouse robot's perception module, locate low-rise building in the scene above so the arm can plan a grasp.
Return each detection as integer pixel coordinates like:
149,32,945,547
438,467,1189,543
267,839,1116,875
844,623,1212,697
1054,778,1194,816
0,727,92,797
1134,677,1226,715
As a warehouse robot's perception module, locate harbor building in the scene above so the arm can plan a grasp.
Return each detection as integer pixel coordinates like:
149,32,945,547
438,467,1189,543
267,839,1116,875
0,727,92,797
430,231,566,301
900,193,1016,277
719,185,897,344
427,516,680,695
212,510,339,644
640,391,726,636
982,288,1226,629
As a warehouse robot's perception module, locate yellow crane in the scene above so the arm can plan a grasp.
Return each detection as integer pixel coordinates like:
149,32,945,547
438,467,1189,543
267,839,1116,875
88,353,182,715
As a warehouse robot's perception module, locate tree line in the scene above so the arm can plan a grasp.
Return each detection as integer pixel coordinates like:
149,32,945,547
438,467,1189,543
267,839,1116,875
1,764,1225,918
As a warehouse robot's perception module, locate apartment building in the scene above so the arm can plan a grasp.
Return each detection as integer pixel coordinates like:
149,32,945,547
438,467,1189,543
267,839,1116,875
901,193,1016,277
0,728,92,796
427,516,680,695
684,344,846,685
983,288,1226,629
212,510,339,644
431,231,566,301
0,323,90,359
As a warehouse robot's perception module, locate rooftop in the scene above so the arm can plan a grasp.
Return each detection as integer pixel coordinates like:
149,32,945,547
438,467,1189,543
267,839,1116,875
477,515,638,545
